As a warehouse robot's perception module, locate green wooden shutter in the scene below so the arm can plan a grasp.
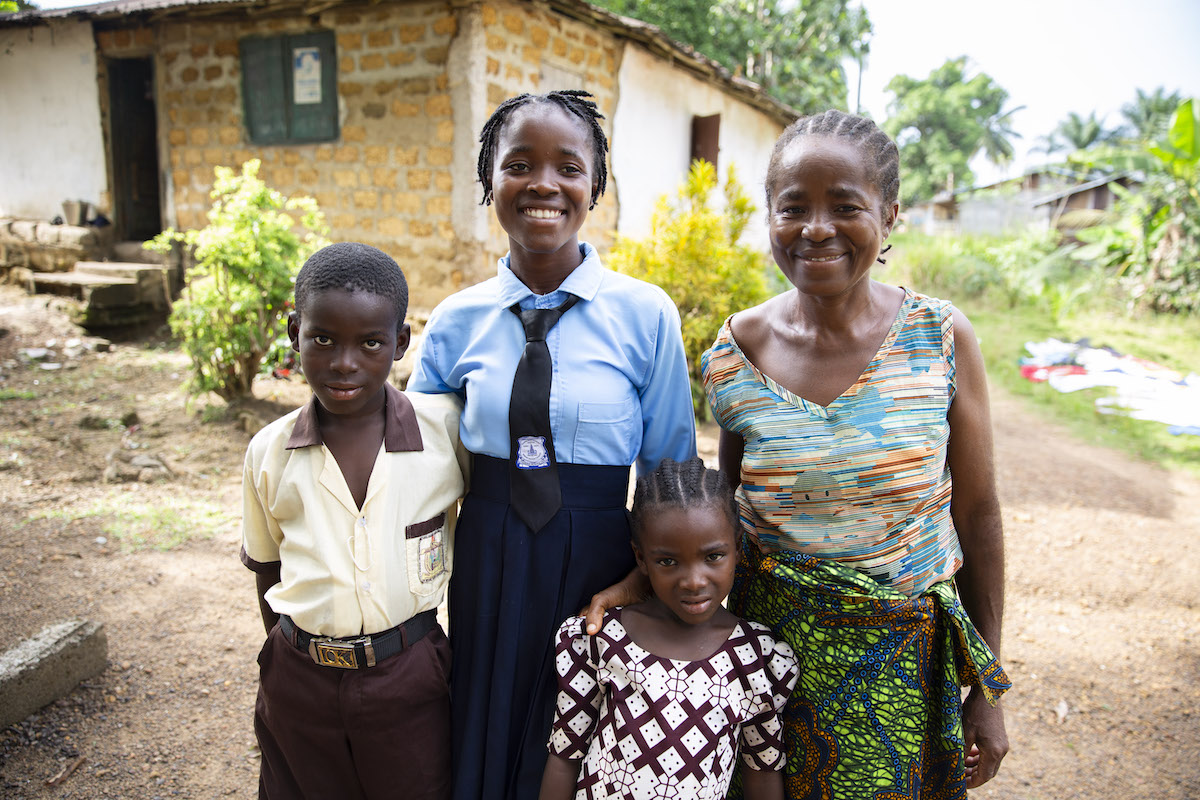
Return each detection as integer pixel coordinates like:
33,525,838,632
240,36,288,144
240,31,337,145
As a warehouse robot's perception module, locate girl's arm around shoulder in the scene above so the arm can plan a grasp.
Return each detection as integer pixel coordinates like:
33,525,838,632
946,307,1009,788
407,389,470,492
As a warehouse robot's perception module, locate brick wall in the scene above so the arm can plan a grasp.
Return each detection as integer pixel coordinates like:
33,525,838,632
98,2,462,308
92,0,627,310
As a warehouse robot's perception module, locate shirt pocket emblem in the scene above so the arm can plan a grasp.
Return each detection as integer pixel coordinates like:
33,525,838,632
406,512,447,592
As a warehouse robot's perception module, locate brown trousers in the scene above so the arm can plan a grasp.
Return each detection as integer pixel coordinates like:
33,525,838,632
254,621,451,800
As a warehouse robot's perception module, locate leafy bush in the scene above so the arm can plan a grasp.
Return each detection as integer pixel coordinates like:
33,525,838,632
891,229,1092,324
886,232,1000,300
608,160,773,418
147,160,327,401
1070,98,1200,312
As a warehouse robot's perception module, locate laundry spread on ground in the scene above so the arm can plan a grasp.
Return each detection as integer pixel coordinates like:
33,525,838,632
1020,338,1200,435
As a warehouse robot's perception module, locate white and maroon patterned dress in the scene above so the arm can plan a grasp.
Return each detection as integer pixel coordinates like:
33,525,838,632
547,608,798,800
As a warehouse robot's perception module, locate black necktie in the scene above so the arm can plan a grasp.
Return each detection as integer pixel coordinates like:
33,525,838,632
508,295,578,532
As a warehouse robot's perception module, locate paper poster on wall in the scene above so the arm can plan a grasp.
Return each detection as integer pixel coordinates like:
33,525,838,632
293,47,321,105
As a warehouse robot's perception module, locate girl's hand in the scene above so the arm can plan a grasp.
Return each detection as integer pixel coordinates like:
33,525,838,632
580,567,650,635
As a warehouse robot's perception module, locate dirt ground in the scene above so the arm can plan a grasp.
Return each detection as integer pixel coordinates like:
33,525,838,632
0,284,1197,800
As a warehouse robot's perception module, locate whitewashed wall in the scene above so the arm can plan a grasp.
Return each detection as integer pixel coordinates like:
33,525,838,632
0,20,108,219
610,45,785,251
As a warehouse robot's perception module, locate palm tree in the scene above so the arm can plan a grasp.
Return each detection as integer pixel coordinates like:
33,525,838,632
979,104,1025,165
1121,87,1184,141
1050,111,1116,152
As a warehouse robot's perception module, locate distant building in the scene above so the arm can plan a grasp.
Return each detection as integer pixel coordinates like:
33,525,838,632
904,168,1138,237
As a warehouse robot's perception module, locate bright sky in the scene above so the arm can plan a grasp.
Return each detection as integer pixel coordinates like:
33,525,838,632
848,0,1200,186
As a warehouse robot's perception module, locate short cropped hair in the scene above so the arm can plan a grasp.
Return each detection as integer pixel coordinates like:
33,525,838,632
293,242,409,332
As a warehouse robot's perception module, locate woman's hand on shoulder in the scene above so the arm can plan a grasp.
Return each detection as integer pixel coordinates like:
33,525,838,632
580,567,650,635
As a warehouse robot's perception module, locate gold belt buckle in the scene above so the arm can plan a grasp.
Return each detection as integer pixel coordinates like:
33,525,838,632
308,635,376,669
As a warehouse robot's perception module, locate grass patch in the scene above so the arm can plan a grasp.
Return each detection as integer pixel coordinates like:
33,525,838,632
888,233,1200,477
27,493,233,551
959,301,1200,477
0,389,36,401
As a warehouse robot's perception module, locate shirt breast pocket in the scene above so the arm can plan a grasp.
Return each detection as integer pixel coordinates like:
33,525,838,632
405,512,447,596
573,397,637,464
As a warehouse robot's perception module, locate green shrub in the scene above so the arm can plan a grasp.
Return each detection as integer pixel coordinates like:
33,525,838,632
1069,98,1200,312
886,232,1000,299
147,160,327,401
891,229,1093,324
609,160,773,419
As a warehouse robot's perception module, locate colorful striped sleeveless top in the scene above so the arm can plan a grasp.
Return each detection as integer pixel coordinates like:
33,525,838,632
701,290,962,597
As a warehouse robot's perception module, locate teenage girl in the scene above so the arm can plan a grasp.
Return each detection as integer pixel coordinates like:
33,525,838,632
539,457,798,800
408,90,697,800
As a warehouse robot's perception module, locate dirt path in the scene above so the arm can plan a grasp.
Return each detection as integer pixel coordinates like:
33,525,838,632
1,286,1197,799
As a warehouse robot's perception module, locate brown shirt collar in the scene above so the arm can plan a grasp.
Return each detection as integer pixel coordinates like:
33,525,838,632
284,382,424,452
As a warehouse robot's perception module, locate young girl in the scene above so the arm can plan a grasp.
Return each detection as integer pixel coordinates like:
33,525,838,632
408,91,697,799
539,458,798,800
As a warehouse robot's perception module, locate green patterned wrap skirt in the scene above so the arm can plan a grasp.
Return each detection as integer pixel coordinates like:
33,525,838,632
727,537,1010,800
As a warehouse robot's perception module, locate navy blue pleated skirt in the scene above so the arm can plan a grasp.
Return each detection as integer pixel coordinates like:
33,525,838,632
450,454,633,800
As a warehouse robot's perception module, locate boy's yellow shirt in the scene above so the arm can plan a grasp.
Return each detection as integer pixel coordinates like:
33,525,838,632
241,383,467,637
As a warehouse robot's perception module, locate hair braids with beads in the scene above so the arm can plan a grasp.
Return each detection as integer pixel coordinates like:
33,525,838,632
631,457,740,546
476,90,609,210
764,110,900,264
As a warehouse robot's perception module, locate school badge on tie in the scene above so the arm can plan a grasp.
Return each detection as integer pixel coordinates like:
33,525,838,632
516,436,551,470
508,296,579,532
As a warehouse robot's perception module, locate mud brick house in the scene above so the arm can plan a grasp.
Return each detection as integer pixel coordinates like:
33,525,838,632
1,0,795,309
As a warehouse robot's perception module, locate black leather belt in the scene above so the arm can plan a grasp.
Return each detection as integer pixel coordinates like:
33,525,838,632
279,610,437,669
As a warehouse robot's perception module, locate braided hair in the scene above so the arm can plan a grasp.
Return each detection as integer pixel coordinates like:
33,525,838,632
294,242,409,332
631,457,739,546
477,90,609,209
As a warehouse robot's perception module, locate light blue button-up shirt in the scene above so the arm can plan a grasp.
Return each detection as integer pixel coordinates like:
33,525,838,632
409,243,696,476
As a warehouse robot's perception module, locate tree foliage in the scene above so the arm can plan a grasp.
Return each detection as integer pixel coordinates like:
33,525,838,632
1037,111,1120,155
146,160,328,401
608,160,772,418
883,57,1022,207
1121,87,1185,142
1071,99,1200,312
592,0,870,113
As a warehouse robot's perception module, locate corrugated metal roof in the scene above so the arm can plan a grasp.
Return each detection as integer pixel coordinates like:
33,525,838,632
3,0,241,22
2,0,798,126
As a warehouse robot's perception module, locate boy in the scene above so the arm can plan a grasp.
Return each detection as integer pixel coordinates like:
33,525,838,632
241,242,466,800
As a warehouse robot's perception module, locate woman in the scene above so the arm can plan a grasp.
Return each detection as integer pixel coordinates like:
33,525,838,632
408,90,696,800
701,110,1010,799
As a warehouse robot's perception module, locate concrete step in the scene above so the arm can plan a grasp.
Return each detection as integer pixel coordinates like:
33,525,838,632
30,270,140,308
30,262,174,328
74,262,172,309
111,240,167,264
